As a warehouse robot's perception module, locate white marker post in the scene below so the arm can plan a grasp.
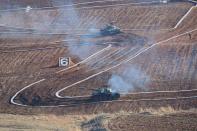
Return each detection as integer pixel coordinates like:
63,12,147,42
25,6,32,13
59,57,70,67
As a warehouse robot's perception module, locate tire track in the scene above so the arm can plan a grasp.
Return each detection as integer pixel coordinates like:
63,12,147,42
8,3,197,108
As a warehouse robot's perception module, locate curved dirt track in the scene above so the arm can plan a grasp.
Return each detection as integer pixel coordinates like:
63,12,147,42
0,1,197,114
10,28,197,108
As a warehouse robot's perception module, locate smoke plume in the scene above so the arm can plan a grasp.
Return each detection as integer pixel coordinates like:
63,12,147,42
61,0,101,59
108,65,150,94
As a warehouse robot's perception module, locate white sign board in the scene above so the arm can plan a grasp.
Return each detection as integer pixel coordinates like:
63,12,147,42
59,57,69,67
26,6,32,13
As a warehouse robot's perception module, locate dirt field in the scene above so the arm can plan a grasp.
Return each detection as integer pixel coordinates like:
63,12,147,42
107,109,197,131
0,1,192,32
0,113,93,131
0,0,197,130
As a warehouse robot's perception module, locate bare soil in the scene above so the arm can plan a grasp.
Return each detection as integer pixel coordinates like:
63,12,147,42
0,0,196,117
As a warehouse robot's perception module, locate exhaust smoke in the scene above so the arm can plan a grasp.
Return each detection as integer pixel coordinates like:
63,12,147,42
108,65,150,94
62,0,102,60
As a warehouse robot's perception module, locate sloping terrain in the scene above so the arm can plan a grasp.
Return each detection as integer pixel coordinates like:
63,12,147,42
0,0,173,9
1,108,196,131
107,111,197,131
0,0,196,119
0,1,192,32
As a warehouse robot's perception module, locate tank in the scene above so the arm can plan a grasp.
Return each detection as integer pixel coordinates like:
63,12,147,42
90,88,120,101
31,95,42,106
100,24,121,36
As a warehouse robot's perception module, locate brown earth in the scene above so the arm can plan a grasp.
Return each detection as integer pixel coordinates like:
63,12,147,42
0,0,196,118
81,107,197,131
0,0,173,9
0,1,192,31
107,110,197,131
0,107,196,131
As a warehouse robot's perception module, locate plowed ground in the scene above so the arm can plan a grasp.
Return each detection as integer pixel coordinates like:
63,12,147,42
0,0,196,116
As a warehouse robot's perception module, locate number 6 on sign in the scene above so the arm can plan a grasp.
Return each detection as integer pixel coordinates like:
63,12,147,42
59,57,70,67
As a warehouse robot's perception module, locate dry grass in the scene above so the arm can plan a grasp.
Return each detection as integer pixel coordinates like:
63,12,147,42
0,113,96,131
106,107,197,131
139,106,178,115
0,107,196,131
111,106,197,117
81,107,197,131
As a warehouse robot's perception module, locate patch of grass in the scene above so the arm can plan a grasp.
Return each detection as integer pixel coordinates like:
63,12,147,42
0,107,196,131
0,114,95,131
81,114,110,131
139,106,177,115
